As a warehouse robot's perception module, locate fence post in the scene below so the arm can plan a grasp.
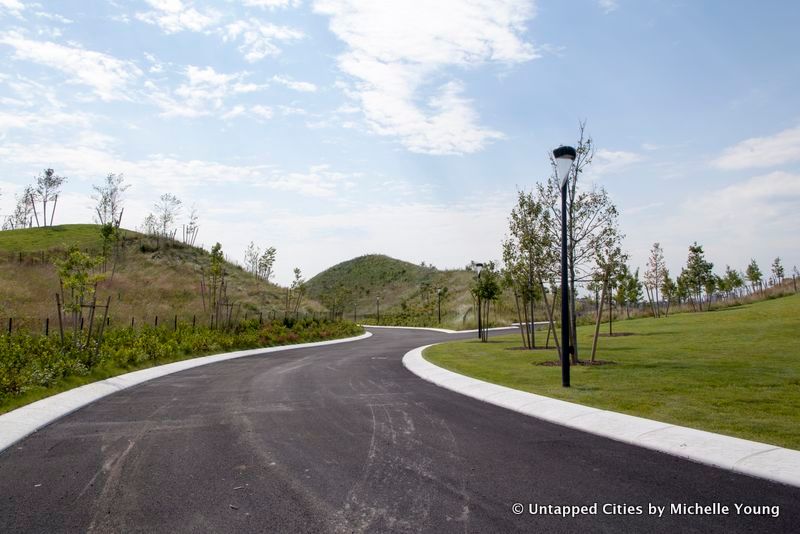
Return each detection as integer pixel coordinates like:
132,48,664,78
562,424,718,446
192,315,196,330
131,316,135,329
55,293,65,345
259,311,263,325
155,315,158,327
45,317,49,336
174,314,178,331
7,317,12,335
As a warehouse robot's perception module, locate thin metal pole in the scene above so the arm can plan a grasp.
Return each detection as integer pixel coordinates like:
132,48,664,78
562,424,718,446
476,278,482,340
561,180,571,387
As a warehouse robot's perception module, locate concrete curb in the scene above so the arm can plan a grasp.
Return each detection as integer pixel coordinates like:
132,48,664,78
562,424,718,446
360,324,518,334
403,344,800,488
0,332,373,454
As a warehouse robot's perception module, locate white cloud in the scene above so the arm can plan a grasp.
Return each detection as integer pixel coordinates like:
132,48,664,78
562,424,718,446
34,11,73,24
598,0,619,14
242,0,302,8
262,164,355,197
272,74,317,92
623,171,800,283
0,0,25,17
712,126,800,170
136,0,221,34
222,19,304,62
148,65,266,118
0,109,91,134
313,0,537,155
251,104,274,119
591,148,643,176
0,32,143,101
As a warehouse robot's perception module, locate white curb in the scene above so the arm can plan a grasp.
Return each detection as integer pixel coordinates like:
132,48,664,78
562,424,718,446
0,332,372,454
403,344,800,488
360,324,518,334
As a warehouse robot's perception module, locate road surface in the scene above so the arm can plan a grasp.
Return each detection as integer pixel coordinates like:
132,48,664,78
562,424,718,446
1,328,798,533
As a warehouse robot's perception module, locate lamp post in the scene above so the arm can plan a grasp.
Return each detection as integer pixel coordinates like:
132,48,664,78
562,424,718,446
553,145,577,388
474,262,484,340
376,296,381,324
436,287,442,324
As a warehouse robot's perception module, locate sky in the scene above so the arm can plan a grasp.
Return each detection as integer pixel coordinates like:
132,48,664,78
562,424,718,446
0,0,798,285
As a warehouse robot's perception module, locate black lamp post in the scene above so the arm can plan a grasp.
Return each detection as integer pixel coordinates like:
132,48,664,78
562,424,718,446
376,296,381,324
553,145,577,388
474,262,484,339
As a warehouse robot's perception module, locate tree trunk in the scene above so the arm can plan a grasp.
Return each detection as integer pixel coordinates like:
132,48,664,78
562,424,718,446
591,281,607,363
569,263,579,364
609,284,614,336
529,288,536,348
540,280,560,358
514,290,527,348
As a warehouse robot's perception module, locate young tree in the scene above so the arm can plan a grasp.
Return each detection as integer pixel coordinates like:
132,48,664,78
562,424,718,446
644,242,666,317
142,213,158,236
660,270,676,316
244,241,260,275
723,266,744,300
290,267,306,317
91,173,129,227
503,189,557,350
771,257,785,286
30,168,67,227
539,127,619,361
472,261,502,342
2,187,35,230
55,246,105,348
258,246,277,282
625,268,643,317
154,193,182,237
590,227,626,360
684,242,714,310
183,205,199,245
745,259,763,294
205,243,227,327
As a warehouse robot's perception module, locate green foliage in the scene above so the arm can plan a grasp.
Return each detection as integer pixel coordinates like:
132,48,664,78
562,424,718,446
0,319,362,409
54,246,105,315
746,259,763,287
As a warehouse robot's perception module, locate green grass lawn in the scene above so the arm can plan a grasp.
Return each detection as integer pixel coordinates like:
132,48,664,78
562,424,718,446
0,224,122,252
424,294,800,450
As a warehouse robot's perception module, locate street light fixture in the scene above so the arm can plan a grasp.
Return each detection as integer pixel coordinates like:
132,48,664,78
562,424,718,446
553,145,577,388
474,262,484,340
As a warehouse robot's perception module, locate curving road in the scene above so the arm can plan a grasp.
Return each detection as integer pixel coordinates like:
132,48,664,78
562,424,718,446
1,328,798,533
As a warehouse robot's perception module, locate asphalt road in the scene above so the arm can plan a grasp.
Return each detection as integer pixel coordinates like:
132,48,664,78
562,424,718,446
1,328,798,533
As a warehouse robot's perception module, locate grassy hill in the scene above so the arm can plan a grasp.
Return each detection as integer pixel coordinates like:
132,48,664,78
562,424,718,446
0,224,322,330
306,254,517,328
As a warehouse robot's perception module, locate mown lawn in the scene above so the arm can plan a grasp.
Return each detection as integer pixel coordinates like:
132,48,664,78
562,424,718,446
0,224,118,252
424,294,800,449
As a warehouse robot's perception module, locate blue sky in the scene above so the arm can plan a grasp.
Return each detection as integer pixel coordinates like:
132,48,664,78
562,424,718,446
1,0,798,284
